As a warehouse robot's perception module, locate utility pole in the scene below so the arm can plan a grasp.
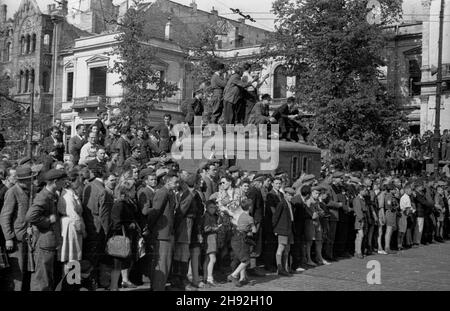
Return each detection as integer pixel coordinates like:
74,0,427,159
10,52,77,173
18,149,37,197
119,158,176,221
27,80,34,159
434,0,445,176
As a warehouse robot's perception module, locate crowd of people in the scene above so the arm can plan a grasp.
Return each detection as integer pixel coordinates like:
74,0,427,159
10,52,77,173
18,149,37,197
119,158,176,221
0,109,449,292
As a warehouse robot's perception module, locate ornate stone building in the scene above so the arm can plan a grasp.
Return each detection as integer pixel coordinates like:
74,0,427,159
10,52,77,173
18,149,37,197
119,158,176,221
0,0,89,115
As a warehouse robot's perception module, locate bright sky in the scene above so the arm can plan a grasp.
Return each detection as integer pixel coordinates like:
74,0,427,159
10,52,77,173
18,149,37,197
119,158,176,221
3,0,276,31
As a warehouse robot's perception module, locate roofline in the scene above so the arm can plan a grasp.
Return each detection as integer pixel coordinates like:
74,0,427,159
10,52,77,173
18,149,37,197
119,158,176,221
160,0,272,34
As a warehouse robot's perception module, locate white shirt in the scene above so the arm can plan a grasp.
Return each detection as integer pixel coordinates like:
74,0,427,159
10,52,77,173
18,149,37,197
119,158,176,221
399,193,411,212
79,142,96,165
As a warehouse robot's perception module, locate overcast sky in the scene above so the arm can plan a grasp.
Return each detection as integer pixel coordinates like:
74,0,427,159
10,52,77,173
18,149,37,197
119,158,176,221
3,0,276,30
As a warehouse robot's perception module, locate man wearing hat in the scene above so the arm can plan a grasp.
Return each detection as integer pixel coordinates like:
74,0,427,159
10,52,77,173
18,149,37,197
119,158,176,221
26,169,67,291
83,161,111,275
172,173,199,289
116,126,132,167
328,171,350,260
68,124,86,165
246,174,266,277
149,171,180,291
0,165,35,291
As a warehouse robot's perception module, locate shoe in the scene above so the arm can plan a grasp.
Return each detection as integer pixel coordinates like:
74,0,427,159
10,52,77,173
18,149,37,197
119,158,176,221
121,281,137,289
185,284,198,291
412,244,419,248
398,246,404,251
277,264,290,276
305,261,317,267
355,253,364,259
385,249,397,255
365,251,374,256
247,267,266,277
377,250,388,255
295,267,306,272
321,259,331,265
227,274,239,286
264,266,277,273
206,280,219,287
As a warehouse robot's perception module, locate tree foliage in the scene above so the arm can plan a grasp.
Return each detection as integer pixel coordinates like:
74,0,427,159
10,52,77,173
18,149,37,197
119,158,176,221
111,0,179,126
267,0,406,167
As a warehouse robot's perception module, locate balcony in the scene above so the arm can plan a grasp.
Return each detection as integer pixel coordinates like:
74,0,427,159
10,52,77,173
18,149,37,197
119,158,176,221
71,96,110,110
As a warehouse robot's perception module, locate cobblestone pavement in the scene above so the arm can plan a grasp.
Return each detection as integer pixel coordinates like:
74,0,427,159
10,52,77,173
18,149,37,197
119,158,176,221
125,241,450,291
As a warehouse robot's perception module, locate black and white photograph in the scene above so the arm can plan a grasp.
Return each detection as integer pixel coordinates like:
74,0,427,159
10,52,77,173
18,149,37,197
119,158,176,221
0,0,450,297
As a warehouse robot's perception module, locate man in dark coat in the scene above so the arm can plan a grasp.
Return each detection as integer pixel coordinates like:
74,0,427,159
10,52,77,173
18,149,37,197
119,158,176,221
184,90,204,132
172,173,198,289
43,119,63,141
116,127,132,168
263,175,283,272
26,169,67,291
209,63,227,124
82,165,110,287
124,145,142,171
42,126,65,162
151,114,174,153
93,111,108,145
202,162,218,201
247,174,266,277
131,128,161,164
148,172,179,291
222,67,255,125
272,97,304,142
68,124,86,165
104,123,119,156
0,165,33,291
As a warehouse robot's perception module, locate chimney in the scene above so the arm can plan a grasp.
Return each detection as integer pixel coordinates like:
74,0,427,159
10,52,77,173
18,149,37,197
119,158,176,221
190,1,197,12
165,17,172,41
0,5,6,24
211,6,218,15
47,4,52,14
60,0,68,16
238,18,245,24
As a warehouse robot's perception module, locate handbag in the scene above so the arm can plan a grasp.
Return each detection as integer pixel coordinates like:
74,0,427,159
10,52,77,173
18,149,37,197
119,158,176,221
106,226,131,259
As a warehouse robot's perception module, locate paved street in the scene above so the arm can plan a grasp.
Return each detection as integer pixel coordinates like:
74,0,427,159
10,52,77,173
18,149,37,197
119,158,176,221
126,241,450,291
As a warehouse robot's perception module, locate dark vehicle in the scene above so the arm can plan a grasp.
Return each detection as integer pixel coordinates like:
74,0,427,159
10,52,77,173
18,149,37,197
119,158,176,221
176,134,321,180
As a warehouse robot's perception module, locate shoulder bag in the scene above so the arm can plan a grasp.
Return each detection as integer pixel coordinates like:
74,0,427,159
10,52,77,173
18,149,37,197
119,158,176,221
106,226,131,259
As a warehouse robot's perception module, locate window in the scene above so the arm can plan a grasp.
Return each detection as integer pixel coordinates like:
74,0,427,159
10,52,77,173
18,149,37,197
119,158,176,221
30,69,35,91
42,71,50,93
24,70,29,93
67,72,74,101
273,65,287,99
43,34,51,53
89,66,107,96
291,156,298,180
408,60,421,96
21,36,25,54
31,34,36,52
26,35,31,54
7,42,11,61
18,71,23,93
302,156,308,174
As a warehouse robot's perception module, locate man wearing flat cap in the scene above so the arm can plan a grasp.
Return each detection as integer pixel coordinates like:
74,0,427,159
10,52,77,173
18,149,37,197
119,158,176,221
26,169,67,291
124,145,142,171
327,171,350,260
246,174,266,277
0,165,36,291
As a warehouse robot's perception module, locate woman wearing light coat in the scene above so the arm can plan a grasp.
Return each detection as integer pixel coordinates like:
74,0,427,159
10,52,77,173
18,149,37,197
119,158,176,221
58,171,86,269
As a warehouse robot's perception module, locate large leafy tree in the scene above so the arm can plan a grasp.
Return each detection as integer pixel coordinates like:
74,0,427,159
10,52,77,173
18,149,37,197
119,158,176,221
267,0,406,168
111,1,179,126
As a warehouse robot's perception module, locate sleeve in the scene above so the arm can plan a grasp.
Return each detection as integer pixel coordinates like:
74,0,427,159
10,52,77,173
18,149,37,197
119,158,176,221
68,138,76,155
230,75,252,89
0,190,17,240
26,196,52,230
98,191,110,235
79,144,89,164
178,191,194,217
139,191,152,216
